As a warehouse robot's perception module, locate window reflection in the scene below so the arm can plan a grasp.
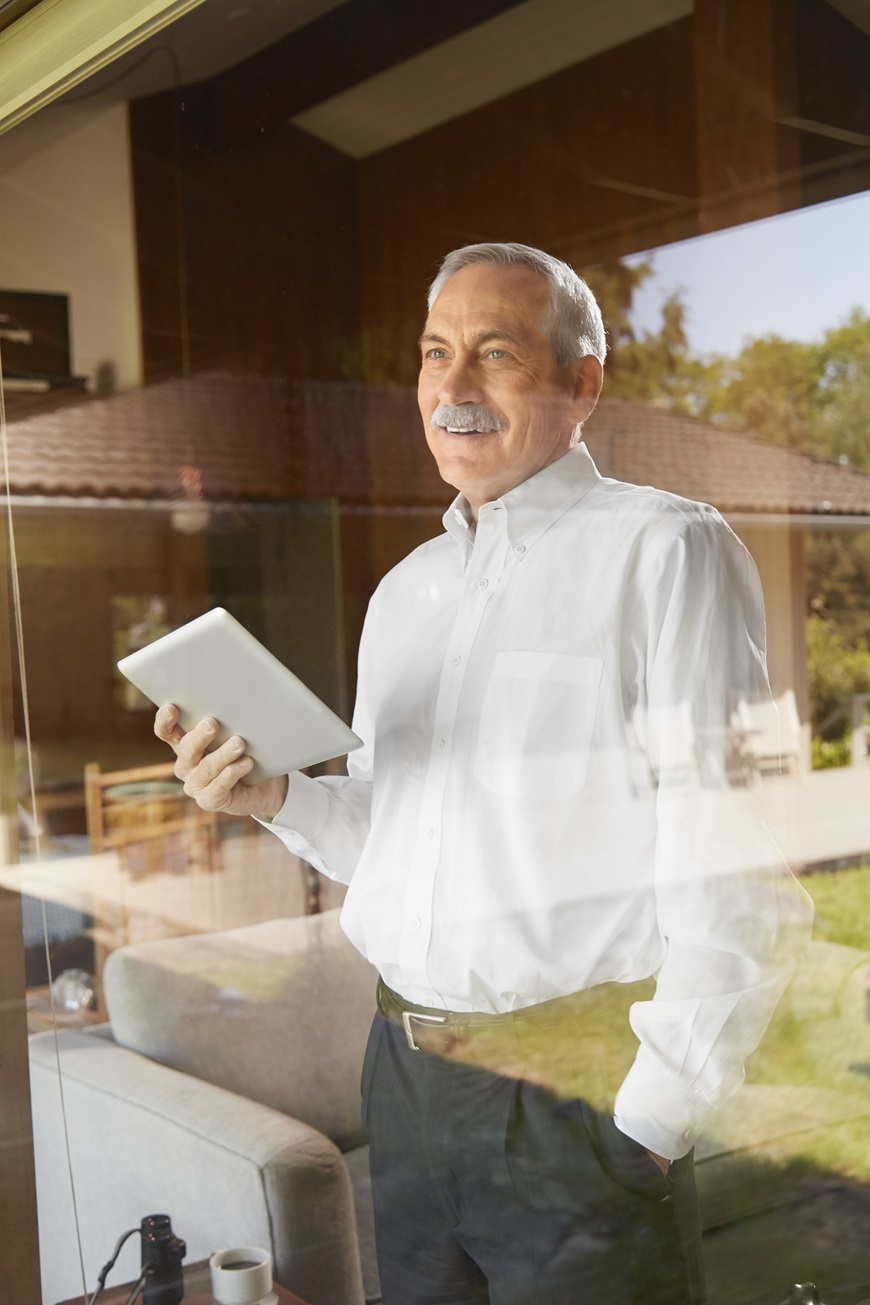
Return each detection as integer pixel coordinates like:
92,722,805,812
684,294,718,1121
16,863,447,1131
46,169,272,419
2,1,870,1303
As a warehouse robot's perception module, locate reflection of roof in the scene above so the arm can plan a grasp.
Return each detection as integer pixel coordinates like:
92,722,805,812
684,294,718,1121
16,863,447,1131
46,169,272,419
300,383,870,515
4,373,870,517
2,373,293,500
589,400,870,517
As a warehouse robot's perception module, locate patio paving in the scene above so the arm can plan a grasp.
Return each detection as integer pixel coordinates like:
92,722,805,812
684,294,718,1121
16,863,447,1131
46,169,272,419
754,767,870,871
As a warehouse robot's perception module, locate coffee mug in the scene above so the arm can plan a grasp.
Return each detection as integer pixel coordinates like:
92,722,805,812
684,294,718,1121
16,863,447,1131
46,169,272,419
209,1246,273,1304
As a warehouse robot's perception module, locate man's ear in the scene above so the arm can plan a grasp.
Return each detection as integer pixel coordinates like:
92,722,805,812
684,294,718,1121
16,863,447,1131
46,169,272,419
569,356,603,426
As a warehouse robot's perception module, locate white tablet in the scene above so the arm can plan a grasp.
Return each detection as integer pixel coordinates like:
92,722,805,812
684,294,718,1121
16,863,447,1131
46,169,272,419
117,607,362,784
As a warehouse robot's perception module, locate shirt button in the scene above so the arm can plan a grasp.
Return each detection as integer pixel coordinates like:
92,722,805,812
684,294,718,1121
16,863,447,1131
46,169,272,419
412,916,422,929
451,655,461,666
477,578,489,589
515,543,526,555
436,739,445,751
426,827,434,839
682,1128,694,1142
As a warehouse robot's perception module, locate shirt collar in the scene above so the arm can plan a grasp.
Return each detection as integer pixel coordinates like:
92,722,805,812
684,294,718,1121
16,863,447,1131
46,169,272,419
441,443,601,556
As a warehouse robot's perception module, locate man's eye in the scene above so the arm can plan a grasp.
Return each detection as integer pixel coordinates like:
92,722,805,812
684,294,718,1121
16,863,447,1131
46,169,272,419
426,349,447,360
486,349,507,360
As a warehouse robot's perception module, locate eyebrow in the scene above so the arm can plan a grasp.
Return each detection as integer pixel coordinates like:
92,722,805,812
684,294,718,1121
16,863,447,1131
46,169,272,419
418,329,526,350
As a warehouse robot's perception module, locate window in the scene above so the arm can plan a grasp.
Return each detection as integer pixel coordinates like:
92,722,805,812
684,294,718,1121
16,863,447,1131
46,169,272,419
4,4,870,1302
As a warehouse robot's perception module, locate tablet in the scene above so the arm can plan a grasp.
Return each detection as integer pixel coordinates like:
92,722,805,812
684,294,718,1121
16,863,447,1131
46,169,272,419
117,607,362,784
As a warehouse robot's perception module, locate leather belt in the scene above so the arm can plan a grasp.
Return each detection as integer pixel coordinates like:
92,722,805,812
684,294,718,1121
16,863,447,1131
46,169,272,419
377,978,584,1057
375,975,655,1105
379,980,488,1054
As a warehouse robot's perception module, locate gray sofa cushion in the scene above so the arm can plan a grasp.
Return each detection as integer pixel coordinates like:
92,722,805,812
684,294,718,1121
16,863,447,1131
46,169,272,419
30,1025,367,1305
104,909,378,1151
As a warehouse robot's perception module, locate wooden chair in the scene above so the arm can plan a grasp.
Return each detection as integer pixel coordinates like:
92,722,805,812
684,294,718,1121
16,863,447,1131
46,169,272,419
84,760,219,878
83,761,220,1013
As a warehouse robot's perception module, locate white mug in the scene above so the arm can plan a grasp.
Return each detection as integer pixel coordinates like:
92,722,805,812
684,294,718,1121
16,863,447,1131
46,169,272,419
209,1246,273,1304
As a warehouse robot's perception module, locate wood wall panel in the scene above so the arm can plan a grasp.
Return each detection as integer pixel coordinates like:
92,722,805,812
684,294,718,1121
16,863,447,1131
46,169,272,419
693,0,801,232
356,18,700,387
793,0,870,209
130,90,360,388
129,93,188,381
131,66,366,692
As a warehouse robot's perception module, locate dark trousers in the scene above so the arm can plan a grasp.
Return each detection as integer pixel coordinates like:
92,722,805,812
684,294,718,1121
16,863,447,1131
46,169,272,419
361,1008,706,1305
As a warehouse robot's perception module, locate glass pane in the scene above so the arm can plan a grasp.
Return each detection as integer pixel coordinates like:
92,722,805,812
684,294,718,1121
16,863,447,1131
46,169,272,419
2,3,869,1304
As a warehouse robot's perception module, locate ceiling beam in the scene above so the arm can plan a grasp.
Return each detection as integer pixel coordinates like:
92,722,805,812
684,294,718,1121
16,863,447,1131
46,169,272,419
291,0,694,159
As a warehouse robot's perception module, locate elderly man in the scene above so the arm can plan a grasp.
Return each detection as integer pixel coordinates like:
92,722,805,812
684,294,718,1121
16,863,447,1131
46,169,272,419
157,242,810,1303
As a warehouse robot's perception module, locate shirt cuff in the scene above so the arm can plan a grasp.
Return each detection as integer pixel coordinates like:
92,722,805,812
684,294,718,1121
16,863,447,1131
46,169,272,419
613,1056,717,1161
252,771,330,854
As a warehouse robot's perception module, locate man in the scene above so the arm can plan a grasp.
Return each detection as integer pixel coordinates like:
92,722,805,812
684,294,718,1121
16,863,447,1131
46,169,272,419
157,242,811,1303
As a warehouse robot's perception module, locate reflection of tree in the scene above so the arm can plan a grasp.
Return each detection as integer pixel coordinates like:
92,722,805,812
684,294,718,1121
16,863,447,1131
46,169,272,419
806,614,870,760
807,531,870,760
696,335,821,451
808,531,870,648
814,311,870,470
587,260,870,474
588,261,870,764
684,310,870,468
581,258,704,410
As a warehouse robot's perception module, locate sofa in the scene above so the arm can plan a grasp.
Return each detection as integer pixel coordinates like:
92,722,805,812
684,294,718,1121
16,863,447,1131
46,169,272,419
30,909,381,1305
29,910,870,1305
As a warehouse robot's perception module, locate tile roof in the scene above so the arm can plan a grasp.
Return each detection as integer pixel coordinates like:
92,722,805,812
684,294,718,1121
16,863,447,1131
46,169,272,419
3,373,870,517
588,399,870,517
297,382,870,515
1,373,294,501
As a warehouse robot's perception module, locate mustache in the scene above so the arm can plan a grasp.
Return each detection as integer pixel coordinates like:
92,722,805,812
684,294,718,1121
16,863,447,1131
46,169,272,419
430,404,502,433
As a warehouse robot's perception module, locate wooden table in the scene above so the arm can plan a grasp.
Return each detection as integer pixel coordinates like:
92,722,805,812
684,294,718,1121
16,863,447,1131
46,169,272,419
56,1258,309,1304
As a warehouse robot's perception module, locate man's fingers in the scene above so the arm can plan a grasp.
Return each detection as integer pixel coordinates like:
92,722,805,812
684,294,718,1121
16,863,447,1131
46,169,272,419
179,733,248,792
154,703,184,746
185,753,254,811
171,716,221,776
153,704,263,816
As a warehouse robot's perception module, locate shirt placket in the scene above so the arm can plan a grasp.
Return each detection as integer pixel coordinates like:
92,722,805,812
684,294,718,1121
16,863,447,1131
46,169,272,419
397,505,510,996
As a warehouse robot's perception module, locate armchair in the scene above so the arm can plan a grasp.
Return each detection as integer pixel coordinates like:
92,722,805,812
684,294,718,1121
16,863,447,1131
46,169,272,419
29,908,380,1305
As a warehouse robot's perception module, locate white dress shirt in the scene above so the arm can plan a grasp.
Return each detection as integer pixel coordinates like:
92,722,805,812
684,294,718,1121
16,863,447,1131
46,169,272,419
263,443,812,1160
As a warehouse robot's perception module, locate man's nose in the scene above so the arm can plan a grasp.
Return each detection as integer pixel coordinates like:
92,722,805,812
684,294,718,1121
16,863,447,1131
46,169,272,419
438,356,483,406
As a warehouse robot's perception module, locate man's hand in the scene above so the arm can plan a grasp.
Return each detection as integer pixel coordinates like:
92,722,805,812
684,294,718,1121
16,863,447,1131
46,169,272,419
646,1149,671,1177
155,704,289,820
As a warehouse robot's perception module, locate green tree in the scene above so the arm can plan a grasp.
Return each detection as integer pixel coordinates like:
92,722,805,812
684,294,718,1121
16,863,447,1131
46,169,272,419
806,614,870,741
581,259,702,410
807,529,870,648
813,310,870,469
694,334,823,450
580,258,654,352
685,309,870,464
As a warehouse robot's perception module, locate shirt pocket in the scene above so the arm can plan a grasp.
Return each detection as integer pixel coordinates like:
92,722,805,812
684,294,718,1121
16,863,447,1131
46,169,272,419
474,651,604,801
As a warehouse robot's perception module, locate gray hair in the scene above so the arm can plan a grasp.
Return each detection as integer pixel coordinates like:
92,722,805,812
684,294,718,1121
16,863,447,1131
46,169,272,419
427,242,607,367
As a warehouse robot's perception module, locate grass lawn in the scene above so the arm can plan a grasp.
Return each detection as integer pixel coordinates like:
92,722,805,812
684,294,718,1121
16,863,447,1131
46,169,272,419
806,864,870,953
702,865,870,1305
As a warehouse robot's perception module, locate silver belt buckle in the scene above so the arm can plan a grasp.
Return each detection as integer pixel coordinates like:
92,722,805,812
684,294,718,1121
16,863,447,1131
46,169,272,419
402,1008,448,1051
